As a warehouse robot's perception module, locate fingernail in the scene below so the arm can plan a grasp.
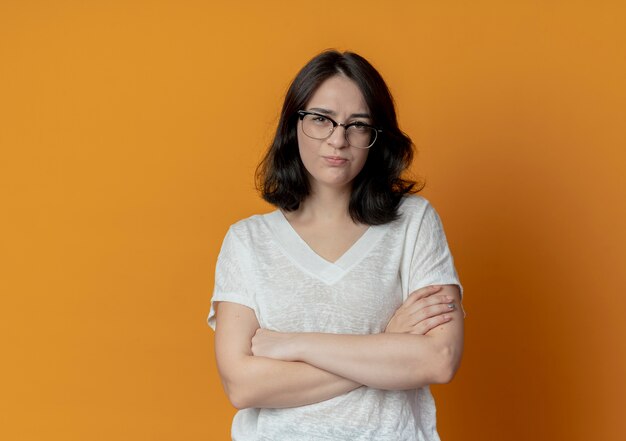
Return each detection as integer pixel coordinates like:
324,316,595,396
447,303,455,309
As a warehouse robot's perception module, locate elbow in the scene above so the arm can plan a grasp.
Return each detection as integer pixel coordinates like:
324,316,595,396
224,387,249,410
218,355,267,409
227,391,250,410
221,375,254,410
224,382,253,410
431,343,463,384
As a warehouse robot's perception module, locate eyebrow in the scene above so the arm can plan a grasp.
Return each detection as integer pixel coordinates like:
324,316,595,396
308,107,371,119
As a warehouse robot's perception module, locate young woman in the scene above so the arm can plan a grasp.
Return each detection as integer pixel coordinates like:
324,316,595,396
208,50,464,441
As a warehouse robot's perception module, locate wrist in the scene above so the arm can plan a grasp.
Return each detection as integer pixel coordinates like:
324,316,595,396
287,332,306,362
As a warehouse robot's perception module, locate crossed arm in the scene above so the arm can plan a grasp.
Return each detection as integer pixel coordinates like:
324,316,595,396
214,285,464,410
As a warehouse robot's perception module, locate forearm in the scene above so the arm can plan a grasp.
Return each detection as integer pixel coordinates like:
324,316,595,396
253,286,465,390
215,301,361,410
250,286,464,391
222,355,360,409
287,332,460,390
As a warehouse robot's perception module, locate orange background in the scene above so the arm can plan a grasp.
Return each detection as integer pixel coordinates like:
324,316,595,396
1,1,625,440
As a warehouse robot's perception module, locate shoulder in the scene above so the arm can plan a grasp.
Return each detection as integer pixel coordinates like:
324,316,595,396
398,194,431,212
396,195,434,224
224,210,280,246
392,195,449,240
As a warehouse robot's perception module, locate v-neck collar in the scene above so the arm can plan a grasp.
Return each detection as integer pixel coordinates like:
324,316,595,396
263,210,389,285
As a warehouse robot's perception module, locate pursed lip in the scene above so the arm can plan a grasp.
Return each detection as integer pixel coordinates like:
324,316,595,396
322,155,349,161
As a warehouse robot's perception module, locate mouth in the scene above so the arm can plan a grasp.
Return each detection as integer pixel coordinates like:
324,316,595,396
322,156,349,166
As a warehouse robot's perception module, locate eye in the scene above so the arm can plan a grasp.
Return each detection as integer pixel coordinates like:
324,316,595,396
349,121,371,132
309,115,331,125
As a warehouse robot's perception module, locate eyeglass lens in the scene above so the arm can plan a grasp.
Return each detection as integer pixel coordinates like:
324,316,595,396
301,114,376,148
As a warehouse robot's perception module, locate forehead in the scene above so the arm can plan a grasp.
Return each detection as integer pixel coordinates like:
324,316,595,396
306,75,369,114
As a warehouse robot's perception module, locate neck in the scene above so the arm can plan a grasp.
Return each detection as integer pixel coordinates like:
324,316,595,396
296,183,353,223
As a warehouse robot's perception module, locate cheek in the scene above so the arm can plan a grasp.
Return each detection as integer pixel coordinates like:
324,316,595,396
354,150,370,173
297,136,313,159
297,133,318,172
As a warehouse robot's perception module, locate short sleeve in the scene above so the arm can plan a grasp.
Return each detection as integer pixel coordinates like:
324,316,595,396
409,203,463,298
207,227,258,330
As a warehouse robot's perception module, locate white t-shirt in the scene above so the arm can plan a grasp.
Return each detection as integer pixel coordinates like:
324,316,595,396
208,195,462,441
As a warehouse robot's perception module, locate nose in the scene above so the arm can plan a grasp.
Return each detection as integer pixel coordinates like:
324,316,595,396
326,125,349,149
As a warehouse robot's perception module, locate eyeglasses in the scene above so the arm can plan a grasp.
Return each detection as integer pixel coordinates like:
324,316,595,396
297,110,382,149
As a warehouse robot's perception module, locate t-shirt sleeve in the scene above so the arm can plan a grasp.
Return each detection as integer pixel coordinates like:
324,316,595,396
207,227,257,330
408,202,463,298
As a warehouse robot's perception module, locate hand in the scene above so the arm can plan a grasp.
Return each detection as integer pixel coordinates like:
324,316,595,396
251,328,298,361
385,285,456,335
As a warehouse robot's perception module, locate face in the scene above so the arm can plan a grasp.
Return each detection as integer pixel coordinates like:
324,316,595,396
297,75,370,192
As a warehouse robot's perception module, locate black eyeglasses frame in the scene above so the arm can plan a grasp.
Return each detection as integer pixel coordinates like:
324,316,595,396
296,110,383,149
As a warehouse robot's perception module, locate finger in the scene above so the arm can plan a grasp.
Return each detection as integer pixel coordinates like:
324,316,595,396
404,285,442,306
403,294,455,315
391,301,455,331
410,313,453,335
412,303,457,323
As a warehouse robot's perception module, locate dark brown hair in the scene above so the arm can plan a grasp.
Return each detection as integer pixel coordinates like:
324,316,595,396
256,50,422,225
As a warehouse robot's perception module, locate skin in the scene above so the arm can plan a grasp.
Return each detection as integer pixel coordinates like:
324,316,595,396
215,286,461,409
289,74,372,262
214,74,464,409
297,74,370,194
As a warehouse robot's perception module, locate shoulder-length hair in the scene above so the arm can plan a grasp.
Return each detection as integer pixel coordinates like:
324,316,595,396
255,50,423,225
